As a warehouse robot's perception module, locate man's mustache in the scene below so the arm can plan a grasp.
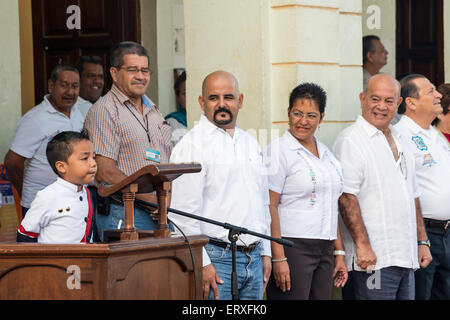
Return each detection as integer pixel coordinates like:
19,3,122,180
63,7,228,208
131,80,147,85
214,107,232,118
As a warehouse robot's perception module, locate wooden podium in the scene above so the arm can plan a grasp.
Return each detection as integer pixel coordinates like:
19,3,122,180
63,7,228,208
0,164,208,300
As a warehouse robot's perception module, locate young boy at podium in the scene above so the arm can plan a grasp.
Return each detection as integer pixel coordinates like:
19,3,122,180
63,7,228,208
17,130,97,243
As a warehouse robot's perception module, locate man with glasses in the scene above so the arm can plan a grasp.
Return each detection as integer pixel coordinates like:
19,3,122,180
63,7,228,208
333,74,432,300
84,42,173,241
395,74,450,300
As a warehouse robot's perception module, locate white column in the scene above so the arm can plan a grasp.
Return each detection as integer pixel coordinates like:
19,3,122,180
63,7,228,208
0,0,22,160
184,0,364,148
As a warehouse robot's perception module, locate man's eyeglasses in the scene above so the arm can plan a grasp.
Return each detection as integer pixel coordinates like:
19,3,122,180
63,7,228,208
119,66,150,75
290,111,320,121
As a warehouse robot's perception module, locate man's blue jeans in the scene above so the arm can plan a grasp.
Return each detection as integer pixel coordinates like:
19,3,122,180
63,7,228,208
415,226,450,300
205,243,264,300
95,203,159,242
352,266,415,300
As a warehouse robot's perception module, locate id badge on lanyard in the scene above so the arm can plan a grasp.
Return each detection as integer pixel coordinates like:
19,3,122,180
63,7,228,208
145,147,161,163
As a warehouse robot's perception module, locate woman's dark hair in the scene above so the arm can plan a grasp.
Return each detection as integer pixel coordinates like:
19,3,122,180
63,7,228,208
433,83,450,126
174,71,186,96
46,130,90,176
289,82,327,114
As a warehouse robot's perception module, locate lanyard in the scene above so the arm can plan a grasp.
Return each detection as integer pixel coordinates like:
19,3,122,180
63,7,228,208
124,102,152,144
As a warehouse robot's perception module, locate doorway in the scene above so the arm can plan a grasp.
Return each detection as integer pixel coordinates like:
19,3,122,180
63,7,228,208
31,0,141,103
396,0,444,84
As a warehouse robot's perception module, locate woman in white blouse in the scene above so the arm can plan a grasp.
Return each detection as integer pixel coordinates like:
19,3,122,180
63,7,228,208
265,83,348,300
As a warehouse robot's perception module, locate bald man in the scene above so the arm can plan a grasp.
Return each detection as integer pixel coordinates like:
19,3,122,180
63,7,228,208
333,74,431,300
169,71,272,300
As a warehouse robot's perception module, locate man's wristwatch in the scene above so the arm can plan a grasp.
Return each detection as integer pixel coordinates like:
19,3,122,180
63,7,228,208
418,240,431,247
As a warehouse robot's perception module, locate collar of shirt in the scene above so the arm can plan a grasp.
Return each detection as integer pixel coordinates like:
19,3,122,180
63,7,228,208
283,130,328,159
56,177,84,194
399,115,436,140
42,94,79,117
76,96,89,105
198,114,242,141
110,84,154,111
356,114,403,140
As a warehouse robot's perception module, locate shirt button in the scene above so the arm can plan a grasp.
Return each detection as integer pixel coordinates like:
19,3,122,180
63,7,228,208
84,217,88,222
79,196,83,201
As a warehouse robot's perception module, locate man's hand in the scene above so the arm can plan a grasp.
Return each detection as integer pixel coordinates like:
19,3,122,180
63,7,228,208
418,245,432,269
261,256,272,291
202,264,223,300
356,243,377,270
4,150,26,197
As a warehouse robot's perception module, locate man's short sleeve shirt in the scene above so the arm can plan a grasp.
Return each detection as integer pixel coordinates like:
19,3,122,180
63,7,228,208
84,85,173,176
10,95,84,207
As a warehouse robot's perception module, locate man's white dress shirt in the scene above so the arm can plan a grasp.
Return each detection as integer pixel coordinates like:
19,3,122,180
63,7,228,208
333,115,420,271
169,115,271,266
76,96,93,119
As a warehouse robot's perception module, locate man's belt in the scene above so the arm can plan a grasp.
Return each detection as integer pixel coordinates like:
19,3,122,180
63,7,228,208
424,218,450,230
208,238,260,253
109,196,154,214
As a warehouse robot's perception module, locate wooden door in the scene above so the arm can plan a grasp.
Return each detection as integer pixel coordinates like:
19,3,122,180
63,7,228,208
32,0,141,104
396,0,444,85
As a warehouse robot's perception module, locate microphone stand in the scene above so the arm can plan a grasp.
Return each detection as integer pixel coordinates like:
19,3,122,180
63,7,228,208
135,199,293,300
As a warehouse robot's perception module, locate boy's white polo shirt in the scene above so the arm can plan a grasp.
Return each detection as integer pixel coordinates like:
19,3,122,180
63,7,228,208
18,178,93,243
10,95,84,208
395,115,450,221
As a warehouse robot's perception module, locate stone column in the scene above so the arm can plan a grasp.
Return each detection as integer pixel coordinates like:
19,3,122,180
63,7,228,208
184,0,363,148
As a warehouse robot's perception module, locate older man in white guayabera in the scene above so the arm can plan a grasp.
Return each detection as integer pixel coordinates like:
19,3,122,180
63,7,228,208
333,74,432,300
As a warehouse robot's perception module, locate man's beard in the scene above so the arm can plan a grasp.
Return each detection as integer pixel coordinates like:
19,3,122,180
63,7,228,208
213,107,233,125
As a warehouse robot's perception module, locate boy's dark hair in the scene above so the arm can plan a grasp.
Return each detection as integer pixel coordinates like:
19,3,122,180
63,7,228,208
289,82,327,114
46,130,90,176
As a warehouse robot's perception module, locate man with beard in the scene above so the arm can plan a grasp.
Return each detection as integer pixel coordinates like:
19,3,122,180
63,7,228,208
4,63,84,218
84,42,172,241
169,71,272,300
75,55,104,118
